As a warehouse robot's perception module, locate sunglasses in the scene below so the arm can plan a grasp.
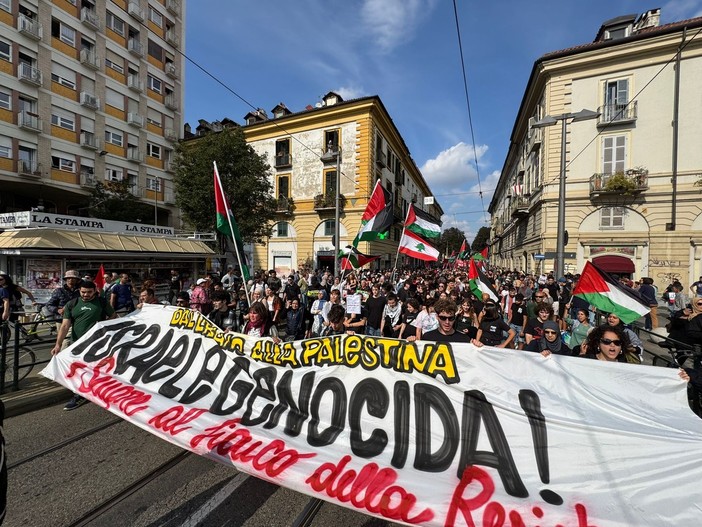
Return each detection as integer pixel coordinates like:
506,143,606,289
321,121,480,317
438,315,456,322
535,296,544,299
600,338,622,346
543,330,558,335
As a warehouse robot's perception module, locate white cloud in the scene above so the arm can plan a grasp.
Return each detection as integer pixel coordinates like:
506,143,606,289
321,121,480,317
662,0,702,21
420,142,488,189
334,86,367,101
360,0,437,52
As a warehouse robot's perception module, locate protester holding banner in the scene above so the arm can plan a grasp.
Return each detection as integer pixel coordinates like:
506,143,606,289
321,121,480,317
476,302,515,348
530,320,572,356
604,313,644,362
412,298,479,344
242,301,278,339
207,291,236,331
524,302,553,346
580,324,638,363
379,293,402,338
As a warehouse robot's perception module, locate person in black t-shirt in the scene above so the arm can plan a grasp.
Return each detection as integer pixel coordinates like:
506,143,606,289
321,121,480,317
507,293,527,349
524,302,553,347
364,284,386,337
454,298,478,340
477,303,515,348
413,298,482,345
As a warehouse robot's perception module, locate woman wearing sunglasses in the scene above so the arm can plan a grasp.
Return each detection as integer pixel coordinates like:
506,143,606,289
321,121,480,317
579,325,639,363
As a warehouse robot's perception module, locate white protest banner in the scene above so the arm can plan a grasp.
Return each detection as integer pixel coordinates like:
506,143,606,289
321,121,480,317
345,293,362,314
42,305,702,526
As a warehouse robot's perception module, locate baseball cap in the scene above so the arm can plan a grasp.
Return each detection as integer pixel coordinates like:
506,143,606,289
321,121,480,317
196,278,207,285
64,270,81,279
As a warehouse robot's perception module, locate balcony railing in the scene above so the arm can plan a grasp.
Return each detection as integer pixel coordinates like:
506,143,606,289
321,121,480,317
166,0,180,15
80,91,100,110
275,153,291,168
127,2,144,21
80,131,99,150
18,63,42,86
597,101,638,127
164,128,178,142
274,196,294,214
128,38,143,57
165,63,178,78
164,94,178,111
127,113,144,127
589,168,649,196
127,75,143,92
81,7,100,30
165,29,180,47
314,193,345,212
18,15,42,40
510,196,529,218
18,111,41,132
80,170,96,187
127,147,143,163
80,48,100,70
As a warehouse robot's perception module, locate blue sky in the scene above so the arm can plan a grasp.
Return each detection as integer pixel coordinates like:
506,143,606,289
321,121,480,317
183,0,702,244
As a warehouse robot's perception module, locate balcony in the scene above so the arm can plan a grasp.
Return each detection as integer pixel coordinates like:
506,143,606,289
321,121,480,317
510,196,529,218
165,29,180,47
274,196,294,215
127,112,144,127
127,75,143,92
163,191,175,205
81,7,100,30
164,128,178,142
18,160,40,178
526,126,542,153
166,0,180,15
274,153,291,168
165,63,178,79
127,2,144,21
80,91,100,110
80,48,100,70
375,149,386,167
314,193,345,213
128,38,144,57
18,111,41,132
127,147,143,163
164,159,175,172
18,15,42,40
80,170,96,187
80,131,100,150
597,102,637,127
18,63,42,86
589,169,649,197
164,94,178,111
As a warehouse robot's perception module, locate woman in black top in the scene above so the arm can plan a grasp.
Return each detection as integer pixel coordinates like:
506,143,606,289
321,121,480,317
455,298,478,340
477,303,515,348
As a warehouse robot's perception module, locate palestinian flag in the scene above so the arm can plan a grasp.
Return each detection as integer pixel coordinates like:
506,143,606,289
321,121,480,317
398,229,439,261
457,239,468,260
405,204,441,239
480,246,489,259
214,162,250,281
573,261,649,324
469,257,499,302
354,180,394,245
339,246,381,270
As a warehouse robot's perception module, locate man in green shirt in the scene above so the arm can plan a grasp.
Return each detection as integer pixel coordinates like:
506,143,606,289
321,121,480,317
51,280,117,410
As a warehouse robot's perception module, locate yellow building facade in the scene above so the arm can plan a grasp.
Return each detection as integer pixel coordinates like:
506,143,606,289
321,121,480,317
489,8,702,288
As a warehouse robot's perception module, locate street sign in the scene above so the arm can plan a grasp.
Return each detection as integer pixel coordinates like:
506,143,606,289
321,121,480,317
544,251,576,259
534,254,546,260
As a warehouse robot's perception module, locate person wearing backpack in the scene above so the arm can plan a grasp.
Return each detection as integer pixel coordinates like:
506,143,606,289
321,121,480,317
51,280,116,411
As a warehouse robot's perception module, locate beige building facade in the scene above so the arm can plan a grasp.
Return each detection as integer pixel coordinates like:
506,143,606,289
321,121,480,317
0,0,184,225
489,8,702,288
235,92,443,274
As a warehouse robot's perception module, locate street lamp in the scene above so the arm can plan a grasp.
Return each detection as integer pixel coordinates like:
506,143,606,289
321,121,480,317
320,143,341,277
531,109,599,278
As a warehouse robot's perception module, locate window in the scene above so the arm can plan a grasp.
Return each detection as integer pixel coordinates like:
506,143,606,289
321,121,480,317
0,136,10,159
275,139,291,167
275,222,288,237
52,19,76,46
603,79,629,122
147,74,162,94
0,39,10,61
0,0,10,13
105,167,123,181
148,39,163,61
147,108,162,127
106,12,125,35
105,57,124,74
105,88,124,110
51,155,75,172
148,7,163,27
602,135,626,174
51,63,76,89
324,129,339,152
323,220,335,237
0,89,10,110
277,175,289,198
51,108,75,131
324,170,337,195
146,177,161,191
600,207,625,229
146,143,161,159
105,129,123,147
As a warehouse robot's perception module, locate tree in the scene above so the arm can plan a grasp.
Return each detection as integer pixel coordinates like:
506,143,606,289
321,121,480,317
88,180,155,222
471,226,491,253
173,127,276,243
439,227,467,256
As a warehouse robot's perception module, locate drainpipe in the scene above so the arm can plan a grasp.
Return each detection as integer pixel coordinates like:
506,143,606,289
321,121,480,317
668,27,686,231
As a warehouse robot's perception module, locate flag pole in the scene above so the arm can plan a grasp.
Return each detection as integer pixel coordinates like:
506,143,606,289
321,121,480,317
349,180,381,276
214,161,251,307
391,206,412,284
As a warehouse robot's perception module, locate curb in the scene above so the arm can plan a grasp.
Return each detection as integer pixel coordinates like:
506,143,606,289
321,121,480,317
1,379,72,418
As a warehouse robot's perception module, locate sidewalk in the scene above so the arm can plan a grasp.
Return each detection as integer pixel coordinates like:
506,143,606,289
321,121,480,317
0,375,71,418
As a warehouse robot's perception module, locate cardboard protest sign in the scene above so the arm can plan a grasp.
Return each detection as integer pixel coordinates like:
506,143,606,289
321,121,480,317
42,305,702,526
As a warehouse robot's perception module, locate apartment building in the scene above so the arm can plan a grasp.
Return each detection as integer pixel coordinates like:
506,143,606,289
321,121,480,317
0,0,184,226
192,92,443,274
488,8,702,286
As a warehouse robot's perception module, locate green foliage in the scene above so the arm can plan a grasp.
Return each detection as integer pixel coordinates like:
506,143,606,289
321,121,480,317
173,127,276,242
604,172,637,194
471,226,491,252
88,180,155,222
439,227,467,255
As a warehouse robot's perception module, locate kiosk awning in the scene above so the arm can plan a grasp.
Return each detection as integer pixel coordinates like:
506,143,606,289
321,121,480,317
592,254,635,274
0,228,215,257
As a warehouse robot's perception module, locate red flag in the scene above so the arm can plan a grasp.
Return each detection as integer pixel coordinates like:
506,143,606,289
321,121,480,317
480,246,489,259
94,264,106,291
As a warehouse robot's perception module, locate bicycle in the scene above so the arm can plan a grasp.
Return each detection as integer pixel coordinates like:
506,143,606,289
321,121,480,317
22,304,58,343
0,320,37,385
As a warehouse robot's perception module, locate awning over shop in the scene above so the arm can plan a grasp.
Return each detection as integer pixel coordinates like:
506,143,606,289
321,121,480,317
0,228,215,257
592,254,635,274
